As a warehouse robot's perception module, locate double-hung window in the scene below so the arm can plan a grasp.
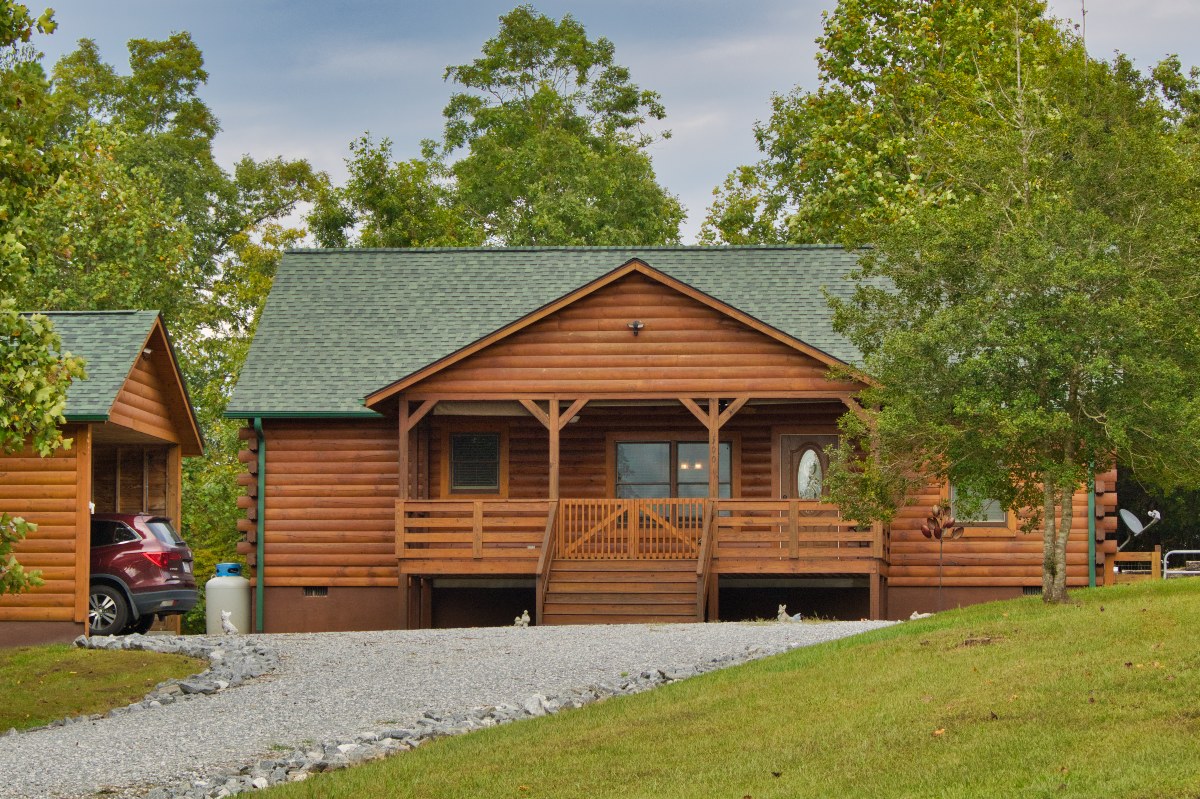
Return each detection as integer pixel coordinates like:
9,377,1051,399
615,440,732,498
448,432,502,494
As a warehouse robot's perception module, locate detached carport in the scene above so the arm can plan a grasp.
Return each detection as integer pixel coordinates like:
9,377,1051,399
0,311,202,646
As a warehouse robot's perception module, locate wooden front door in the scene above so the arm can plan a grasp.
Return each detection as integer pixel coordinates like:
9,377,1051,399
778,435,837,500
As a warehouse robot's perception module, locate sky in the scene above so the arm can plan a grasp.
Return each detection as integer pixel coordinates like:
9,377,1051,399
34,0,1200,244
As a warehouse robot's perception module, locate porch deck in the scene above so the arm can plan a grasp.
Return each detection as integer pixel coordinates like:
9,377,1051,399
395,497,888,623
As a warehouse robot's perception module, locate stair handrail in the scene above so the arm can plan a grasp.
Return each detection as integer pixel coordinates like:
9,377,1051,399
695,499,717,620
536,500,559,623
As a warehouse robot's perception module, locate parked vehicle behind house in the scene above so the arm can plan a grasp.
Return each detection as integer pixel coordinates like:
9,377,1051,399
89,514,197,636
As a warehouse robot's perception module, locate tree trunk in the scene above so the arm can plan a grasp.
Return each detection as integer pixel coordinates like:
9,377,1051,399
1042,484,1074,604
1041,482,1059,601
1051,491,1073,602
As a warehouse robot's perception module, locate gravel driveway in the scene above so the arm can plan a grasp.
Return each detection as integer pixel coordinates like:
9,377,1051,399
0,621,890,798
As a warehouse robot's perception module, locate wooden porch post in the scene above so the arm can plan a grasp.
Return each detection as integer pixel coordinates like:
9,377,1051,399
549,399,560,501
707,398,719,498
397,398,438,630
869,570,885,620
680,397,748,499
398,398,409,500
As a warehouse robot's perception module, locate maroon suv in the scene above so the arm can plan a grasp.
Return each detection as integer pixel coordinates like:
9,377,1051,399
89,513,197,636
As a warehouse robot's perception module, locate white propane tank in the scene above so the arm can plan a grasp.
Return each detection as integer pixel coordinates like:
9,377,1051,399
205,563,251,635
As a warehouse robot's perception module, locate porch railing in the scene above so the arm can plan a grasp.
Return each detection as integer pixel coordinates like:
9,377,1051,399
394,498,885,568
395,500,552,565
555,498,706,560
713,500,874,562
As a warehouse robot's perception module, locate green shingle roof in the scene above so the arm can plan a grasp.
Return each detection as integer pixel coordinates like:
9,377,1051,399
40,311,159,419
227,246,869,418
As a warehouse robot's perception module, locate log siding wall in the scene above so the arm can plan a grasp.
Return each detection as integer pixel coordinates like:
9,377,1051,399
257,419,399,588
888,469,1118,589
0,424,90,624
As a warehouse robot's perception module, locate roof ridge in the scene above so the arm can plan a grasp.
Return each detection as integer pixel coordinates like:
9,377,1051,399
36,309,159,316
283,244,847,254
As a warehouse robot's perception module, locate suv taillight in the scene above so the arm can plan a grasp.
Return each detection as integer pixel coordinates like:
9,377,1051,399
142,552,169,568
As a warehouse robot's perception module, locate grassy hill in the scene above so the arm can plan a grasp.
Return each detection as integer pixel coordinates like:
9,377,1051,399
267,579,1200,798
0,644,203,731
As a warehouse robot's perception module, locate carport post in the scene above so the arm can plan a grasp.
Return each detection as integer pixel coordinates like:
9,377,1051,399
254,418,266,633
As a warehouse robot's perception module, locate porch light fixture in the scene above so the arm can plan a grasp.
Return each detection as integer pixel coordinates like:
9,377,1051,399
627,320,644,336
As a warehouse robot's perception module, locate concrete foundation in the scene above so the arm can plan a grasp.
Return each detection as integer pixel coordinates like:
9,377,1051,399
0,621,85,648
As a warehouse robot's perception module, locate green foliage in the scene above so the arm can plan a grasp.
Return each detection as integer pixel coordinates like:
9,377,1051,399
822,6,1200,602
316,5,683,247
0,4,87,596
1,512,43,594
0,304,85,457
310,136,480,248
702,0,1058,244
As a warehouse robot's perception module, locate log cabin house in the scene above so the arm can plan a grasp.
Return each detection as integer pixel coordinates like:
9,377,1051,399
227,247,1118,632
0,311,203,646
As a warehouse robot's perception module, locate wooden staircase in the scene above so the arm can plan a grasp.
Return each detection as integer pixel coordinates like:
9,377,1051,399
540,559,700,625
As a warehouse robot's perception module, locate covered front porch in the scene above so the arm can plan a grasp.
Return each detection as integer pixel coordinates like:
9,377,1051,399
391,396,889,626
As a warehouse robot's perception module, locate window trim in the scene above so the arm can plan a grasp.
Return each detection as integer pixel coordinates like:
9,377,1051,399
439,422,509,498
605,432,741,498
945,483,1017,538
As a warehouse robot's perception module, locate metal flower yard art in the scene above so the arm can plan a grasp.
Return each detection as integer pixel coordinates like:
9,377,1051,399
922,504,964,611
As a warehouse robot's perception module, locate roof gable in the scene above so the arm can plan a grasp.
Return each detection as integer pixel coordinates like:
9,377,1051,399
368,261,859,405
40,311,203,454
227,246,874,417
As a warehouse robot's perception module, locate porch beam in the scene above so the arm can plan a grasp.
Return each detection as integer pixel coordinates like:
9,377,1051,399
405,399,439,431
717,396,750,428
840,396,871,424
519,399,551,429
678,397,709,427
558,398,589,430
708,398,720,498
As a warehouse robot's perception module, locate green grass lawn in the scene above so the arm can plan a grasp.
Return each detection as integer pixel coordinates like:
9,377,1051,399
0,643,204,731
264,579,1200,799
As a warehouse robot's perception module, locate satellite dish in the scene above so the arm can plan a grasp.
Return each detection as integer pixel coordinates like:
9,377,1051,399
1117,509,1162,550
1120,508,1145,535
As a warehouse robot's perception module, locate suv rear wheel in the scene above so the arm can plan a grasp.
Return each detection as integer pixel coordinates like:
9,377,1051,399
89,585,129,636
126,615,155,635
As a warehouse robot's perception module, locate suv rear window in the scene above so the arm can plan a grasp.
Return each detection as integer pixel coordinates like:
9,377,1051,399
146,519,184,546
91,520,138,547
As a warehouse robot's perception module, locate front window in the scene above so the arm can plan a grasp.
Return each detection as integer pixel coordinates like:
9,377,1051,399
616,440,731,498
450,433,501,492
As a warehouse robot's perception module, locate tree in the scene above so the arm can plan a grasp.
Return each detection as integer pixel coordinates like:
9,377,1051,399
4,27,322,622
701,0,1054,245
822,7,1200,603
0,2,87,595
317,5,683,247
310,136,480,248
